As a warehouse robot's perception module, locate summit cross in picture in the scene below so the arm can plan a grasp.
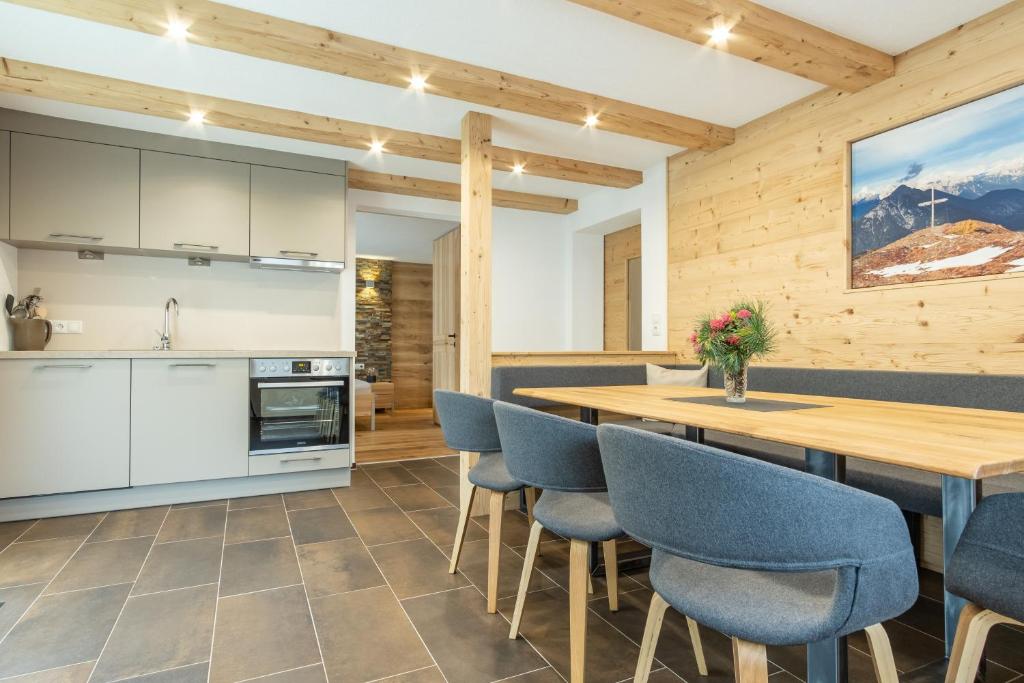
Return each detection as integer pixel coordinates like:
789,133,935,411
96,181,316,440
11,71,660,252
850,83,1024,288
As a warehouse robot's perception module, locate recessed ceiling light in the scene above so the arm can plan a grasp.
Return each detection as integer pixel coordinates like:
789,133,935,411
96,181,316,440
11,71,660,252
512,163,525,174
187,110,205,125
409,74,427,91
709,25,731,43
369,140,384,154
584,114,599,128
166,19,190,41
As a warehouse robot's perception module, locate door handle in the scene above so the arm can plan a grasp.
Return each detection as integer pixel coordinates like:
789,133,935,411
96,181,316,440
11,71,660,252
174,243,220,251
36,364,94,369
279,250,319,258
280,455,324,463
169,363,217,368
48,233,104,242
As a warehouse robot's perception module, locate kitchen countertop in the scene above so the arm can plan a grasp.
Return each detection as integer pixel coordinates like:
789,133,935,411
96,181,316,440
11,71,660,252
0,349,357,360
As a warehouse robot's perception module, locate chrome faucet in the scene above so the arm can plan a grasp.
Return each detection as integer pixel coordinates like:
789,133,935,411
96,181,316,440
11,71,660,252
154,298,179,350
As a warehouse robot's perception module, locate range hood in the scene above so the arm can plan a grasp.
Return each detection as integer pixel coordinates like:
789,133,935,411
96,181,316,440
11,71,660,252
250,256,345,273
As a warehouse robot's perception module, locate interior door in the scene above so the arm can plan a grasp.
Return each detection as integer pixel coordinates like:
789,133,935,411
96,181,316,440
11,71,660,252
432,227,460,423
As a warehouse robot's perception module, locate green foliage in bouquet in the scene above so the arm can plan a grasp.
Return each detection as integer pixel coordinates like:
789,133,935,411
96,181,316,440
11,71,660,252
689,301,777,375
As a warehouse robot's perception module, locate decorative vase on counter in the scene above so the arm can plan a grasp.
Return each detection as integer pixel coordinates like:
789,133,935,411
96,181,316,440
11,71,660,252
11,318,53,351
691,302,777,404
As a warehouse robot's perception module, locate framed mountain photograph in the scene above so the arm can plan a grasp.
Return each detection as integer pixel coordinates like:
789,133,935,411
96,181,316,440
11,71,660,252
850,83,1024,289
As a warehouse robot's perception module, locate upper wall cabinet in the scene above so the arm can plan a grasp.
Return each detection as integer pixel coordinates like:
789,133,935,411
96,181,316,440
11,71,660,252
251,166,346,263
140,151,250,257
10,133,140,249
0,132,9,240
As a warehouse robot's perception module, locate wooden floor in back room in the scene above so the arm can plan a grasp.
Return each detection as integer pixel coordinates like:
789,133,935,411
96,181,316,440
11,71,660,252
355,408,456,464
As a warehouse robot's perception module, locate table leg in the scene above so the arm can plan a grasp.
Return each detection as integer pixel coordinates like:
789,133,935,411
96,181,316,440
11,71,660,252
684,426,705,443
580,407,599,425
804,449,849,683
941,475,980,658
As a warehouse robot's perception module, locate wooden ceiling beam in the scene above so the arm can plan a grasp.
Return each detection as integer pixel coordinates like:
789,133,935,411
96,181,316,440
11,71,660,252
0,57,642,188
8,0,735,149
567,0,895,91
348,169,578,214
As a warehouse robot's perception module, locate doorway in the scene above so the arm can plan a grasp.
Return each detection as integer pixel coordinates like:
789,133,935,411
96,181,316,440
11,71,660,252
604,224,642,351
353,211,458,462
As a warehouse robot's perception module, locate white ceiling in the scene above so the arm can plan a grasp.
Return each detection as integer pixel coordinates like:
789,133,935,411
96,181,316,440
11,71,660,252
0,0,1011,201
355,212,459,264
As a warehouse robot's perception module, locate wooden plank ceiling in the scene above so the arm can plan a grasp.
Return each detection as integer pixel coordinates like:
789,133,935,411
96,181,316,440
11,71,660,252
0,57,641,190
7,0,736,150
348,170,578,214
567,0,894,91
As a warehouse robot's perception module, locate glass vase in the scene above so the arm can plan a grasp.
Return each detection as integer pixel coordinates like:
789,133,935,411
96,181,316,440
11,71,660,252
724,365,748,403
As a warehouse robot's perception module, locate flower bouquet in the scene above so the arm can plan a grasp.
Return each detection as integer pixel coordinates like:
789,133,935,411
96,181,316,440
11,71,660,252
690,301,777,403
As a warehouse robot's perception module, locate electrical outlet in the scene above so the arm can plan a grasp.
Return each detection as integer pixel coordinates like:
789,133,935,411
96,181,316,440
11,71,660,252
355,362,366,370
50,320,83,334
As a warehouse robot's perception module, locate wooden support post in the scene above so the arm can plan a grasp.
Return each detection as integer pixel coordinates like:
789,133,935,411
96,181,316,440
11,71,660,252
458,112,493,517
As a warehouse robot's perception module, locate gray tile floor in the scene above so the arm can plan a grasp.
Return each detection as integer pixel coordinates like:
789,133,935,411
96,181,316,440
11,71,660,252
0,455,1021,683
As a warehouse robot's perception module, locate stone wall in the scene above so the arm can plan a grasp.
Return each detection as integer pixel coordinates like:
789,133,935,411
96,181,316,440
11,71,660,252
355,258,392,381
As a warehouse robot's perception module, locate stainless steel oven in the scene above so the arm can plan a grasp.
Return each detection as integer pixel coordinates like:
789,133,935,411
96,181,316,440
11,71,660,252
249,358,350,456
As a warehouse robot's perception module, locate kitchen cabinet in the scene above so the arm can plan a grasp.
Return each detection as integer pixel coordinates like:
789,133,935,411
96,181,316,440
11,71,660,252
130,358,249,486
140,151,250,257
0,360,130,498
1,132,9,239
250,165,346,263
10,133,140,248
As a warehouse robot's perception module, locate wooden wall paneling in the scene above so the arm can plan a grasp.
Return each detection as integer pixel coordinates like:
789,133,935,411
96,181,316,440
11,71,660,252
0,58,641,189
392,261,433,409
604,225,642,351
666,2,1024,375
492,351,683,367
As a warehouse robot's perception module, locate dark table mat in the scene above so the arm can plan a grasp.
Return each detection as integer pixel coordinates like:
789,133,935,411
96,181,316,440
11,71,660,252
666,396,827,412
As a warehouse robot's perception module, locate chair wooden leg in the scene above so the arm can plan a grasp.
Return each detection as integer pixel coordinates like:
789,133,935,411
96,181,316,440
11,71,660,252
688,617,709,676
945,605,1021,683
487,489,505,613
509,520,543,639
569,538,590,683
634,592,671,683
587,572,594,594
603,539,619,612
448,484,477,574
524,487,537,526
732,638,768,683
864,624,898,683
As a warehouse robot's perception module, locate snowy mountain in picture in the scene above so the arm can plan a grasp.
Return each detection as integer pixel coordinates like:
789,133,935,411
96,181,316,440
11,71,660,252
850,83,1024,288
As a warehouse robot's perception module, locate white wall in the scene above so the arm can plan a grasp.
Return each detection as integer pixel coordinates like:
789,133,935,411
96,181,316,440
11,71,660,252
565,161,668,351
355,212,459,264
347,190,571,352
0,243,17,351
17,249,342,351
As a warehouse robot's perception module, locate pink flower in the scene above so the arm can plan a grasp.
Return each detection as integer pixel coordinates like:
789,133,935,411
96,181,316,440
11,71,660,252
710,318,726,332
726,334,741,346
689,331,698,344
737,309,752,319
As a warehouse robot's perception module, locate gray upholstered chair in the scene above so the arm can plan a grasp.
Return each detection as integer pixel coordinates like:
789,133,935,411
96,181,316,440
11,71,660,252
493,402,707,683
434,389,535,613
945,493,1024,683
597,423,918,683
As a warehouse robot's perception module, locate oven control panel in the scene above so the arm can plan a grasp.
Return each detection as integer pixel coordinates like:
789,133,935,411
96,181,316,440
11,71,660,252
250,358,351,378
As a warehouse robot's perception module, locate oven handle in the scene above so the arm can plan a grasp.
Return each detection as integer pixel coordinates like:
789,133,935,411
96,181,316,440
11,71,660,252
256,380,346,389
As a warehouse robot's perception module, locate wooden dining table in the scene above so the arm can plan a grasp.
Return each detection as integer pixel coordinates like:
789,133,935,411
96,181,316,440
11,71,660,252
513,384,1024,683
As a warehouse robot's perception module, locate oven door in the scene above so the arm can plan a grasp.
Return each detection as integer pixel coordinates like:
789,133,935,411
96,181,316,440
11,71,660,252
249,378,349,455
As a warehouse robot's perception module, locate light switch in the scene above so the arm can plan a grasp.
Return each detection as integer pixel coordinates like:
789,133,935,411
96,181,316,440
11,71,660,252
651,313,663,337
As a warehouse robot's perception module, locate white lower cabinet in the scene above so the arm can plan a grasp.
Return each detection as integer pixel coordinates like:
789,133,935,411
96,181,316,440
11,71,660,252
0,360,130,498
130,359,249,486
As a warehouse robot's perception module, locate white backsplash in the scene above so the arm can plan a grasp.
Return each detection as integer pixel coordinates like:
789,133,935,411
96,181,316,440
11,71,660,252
16,249,342,351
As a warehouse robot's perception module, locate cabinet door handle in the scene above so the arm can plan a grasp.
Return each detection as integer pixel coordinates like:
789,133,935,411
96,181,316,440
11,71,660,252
279,250,319,258
36,364,94,369
169,363,217,368
173,243,220,251
48,233,104,242
280,455,323,463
